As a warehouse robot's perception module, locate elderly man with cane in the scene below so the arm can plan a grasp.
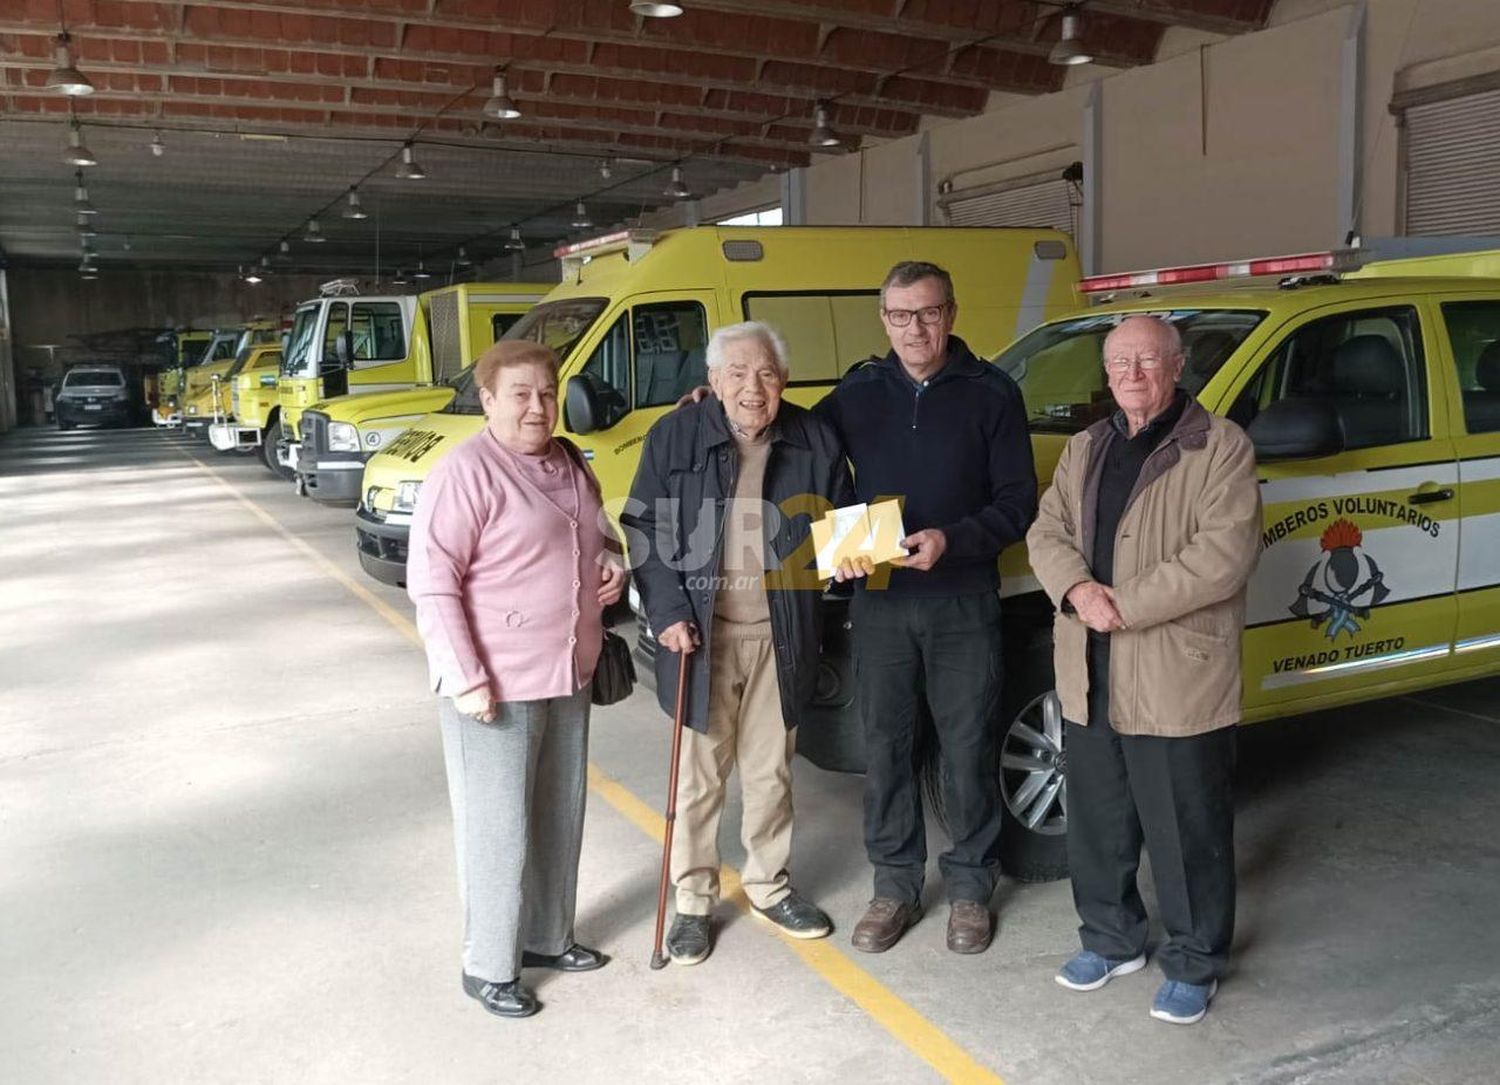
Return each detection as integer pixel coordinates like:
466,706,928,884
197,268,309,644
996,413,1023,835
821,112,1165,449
624,321,853,966
1027,315,1262,1025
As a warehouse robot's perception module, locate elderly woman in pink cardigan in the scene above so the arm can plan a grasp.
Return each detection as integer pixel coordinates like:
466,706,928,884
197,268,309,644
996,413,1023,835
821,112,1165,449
407,339,627,1021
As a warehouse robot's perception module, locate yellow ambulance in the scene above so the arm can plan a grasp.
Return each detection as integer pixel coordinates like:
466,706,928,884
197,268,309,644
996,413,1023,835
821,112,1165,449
294,282,549,506
206,342,284,474
354,225,1081,586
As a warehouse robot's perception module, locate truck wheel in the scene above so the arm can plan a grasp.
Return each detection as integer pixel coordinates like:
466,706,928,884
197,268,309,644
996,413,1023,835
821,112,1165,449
920,626,1069,883
262,413,294,480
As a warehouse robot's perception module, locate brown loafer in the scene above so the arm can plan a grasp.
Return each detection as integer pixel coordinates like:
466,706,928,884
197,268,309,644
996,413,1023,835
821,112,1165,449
851,898,922,954
946,900,993,955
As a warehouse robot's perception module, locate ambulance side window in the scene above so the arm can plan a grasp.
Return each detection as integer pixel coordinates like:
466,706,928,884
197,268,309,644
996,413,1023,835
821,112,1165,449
1229,306,1427,451
1439,300,1500,435
577,313,631,429
633,301,708,408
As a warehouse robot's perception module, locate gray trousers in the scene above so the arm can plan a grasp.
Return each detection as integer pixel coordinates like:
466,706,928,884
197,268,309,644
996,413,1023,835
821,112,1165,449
438,687,590,983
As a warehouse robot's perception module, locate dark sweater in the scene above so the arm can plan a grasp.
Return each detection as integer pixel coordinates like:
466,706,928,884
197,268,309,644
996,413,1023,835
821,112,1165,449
814,335,1038,597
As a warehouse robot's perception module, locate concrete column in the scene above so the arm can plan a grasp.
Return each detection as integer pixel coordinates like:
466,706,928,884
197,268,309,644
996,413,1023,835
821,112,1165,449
1081,82,1103,275
781,167,807,225
1337,0,1368,245
0,268,15,433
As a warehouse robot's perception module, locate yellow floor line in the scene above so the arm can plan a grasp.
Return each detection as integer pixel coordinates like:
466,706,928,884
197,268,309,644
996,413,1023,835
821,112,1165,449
177,441,1005,1085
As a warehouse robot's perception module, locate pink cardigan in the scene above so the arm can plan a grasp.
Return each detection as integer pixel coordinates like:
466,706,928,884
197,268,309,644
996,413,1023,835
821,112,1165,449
406,430,607,703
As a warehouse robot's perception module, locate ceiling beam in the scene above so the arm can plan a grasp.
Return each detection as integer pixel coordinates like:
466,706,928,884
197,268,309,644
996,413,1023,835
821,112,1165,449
0,24,990,119
0,58,922,141
1073,0,1271,36
3,1,1062,98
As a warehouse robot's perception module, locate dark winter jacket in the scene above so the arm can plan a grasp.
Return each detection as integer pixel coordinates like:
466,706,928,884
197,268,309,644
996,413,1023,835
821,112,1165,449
623,397,854,732
813,334,1038,596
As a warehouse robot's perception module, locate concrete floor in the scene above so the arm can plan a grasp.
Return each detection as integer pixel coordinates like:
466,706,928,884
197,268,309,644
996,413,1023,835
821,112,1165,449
3,425,1499,1085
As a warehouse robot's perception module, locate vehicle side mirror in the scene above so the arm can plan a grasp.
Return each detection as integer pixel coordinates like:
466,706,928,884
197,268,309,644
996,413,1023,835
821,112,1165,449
564,375,603,435
1247,398,1344,460
333,331,354,367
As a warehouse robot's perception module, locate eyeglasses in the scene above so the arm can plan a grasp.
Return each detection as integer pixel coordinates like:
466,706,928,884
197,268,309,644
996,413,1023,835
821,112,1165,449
1103,353,1177,373
882,304,949,327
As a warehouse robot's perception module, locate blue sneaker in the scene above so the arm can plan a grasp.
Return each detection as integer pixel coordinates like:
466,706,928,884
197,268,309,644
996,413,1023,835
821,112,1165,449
1054,949,1148,991
1150,979,1218,1025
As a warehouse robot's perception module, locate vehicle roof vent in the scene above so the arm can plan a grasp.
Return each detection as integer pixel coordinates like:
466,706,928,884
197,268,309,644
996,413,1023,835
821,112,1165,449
721,239,763,262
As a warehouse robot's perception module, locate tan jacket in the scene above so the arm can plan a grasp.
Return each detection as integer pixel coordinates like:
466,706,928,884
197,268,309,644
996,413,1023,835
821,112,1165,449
1026,398,1262,736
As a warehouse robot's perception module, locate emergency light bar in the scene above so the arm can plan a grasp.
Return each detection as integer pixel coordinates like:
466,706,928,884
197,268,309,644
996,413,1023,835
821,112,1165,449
552,229,658,262
555,229,659,283
1078,251,1357,294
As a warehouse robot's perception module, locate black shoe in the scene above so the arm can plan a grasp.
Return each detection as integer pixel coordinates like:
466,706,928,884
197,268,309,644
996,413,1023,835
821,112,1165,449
522,944,609,972
752,890,833,940
665,914,714,966
462,973,539,1019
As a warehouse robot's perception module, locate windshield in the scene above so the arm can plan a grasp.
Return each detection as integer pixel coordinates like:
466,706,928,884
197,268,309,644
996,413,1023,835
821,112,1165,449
64,369,123,387
443,297,607,415
994,309,1267,434
280,305,320,379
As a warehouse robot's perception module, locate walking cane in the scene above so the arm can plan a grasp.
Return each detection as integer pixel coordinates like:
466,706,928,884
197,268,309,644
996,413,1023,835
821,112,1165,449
649,654,691,970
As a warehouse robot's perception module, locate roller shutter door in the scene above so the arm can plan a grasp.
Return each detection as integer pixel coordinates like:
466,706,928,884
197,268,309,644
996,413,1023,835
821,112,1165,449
939,175,1075,234
1404,85,1500,236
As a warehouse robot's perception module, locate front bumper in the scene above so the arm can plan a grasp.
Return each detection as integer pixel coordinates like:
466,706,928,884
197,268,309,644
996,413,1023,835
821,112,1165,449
207,422,263,451
152,407,181,427
355,505,411,586
301,456,366,506
58,399,130,426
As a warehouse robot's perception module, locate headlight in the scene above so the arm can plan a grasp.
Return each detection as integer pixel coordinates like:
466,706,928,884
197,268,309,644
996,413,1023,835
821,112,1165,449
328,421,360,452
393,481,422,513
188,404,198,414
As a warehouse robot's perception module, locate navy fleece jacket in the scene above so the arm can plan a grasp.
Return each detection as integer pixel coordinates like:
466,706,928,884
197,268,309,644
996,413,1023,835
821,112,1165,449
813,334,1038,597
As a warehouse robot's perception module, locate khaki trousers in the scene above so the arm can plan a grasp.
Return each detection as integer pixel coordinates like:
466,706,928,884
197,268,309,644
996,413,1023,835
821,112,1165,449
671,621,797,914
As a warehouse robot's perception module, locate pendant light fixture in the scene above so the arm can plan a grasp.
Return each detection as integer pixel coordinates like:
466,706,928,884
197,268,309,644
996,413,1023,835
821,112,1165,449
571,201,592,229
303,218,327,243
62,119,97,167
342,188,369,220
396,142,427,180
809,102,840,148
457,246,473,267
504,225,525,252
482,70,521,121
629,2,685,16
1049,10,1093,67
73,170,98,216
664,165,691,200
46,32,94,97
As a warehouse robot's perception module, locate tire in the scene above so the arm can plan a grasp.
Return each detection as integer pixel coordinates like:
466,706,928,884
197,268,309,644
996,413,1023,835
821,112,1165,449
262,412,295,480
920,621,1069,884
58,420,73,431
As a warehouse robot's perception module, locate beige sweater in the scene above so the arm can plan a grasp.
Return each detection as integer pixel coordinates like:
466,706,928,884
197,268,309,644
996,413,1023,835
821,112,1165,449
713,433,772,628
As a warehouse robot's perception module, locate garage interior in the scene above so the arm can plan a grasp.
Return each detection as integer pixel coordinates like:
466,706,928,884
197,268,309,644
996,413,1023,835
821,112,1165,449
4,1,1500,1082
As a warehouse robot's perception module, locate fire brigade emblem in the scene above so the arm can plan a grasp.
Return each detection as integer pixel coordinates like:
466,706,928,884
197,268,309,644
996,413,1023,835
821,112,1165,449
1288,518,1390,640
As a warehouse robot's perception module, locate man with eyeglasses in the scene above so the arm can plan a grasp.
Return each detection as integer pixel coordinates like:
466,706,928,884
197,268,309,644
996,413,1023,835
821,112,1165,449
823,260,1037,956
1026,315,1261,1025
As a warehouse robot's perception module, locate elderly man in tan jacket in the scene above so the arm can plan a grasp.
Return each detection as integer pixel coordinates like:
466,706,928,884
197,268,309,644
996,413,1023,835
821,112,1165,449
1027,314,1261,1026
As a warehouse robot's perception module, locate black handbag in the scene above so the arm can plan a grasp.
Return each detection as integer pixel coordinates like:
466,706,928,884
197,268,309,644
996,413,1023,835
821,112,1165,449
592,629,637,706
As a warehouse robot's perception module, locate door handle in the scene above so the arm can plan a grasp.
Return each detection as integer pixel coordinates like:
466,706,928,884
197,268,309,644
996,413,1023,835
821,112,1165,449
1407,487,1454,505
